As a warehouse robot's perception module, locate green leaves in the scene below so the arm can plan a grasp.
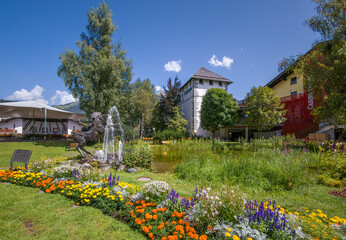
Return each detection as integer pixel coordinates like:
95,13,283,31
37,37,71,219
58,2,132,116
200,88,239,136
245,86,286,134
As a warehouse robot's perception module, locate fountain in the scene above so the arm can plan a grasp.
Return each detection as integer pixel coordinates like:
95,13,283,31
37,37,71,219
95,106,124,170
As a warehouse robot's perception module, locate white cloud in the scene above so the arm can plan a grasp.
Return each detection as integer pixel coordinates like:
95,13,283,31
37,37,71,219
164,60,182,72
6,85,48,104
208,55,234,69
50,90,76,105
155,85,165,96
155,86,163,92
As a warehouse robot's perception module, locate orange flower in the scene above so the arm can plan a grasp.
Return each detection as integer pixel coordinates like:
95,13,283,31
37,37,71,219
199,235,208,240
152,209,157,213
153,215,158,220
149,233,153,238
162,237,167,240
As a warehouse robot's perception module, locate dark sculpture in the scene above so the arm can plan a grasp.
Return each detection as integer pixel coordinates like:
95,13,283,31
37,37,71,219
72,112,105,158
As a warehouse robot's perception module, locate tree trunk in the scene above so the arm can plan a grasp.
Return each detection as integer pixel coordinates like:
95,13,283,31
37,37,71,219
140,114,144,139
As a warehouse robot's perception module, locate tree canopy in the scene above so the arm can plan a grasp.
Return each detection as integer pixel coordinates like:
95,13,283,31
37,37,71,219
245,86,286,136
57,2,132,116
151,76,183,131
200,88,239,137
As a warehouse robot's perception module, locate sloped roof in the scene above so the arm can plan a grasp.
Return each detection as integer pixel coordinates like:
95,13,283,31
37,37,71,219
192,67,232,83
180,67,232,90
0,100,85,119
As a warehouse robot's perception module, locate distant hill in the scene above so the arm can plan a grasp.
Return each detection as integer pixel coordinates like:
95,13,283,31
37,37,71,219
53,101,85,114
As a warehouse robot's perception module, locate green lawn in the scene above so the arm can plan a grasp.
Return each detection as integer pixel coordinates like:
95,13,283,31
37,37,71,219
0,142,78,168
0,183,145,240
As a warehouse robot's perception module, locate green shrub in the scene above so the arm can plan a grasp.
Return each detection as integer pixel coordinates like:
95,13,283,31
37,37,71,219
122,144,153,169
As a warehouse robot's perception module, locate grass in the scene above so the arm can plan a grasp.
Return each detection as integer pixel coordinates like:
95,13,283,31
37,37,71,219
0,183,145,240
0,142,71,168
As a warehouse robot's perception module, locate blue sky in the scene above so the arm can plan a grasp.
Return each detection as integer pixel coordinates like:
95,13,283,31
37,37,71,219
0,0,320,105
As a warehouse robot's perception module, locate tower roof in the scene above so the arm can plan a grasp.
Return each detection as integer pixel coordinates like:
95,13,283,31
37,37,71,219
180,67,232,90
192,67,232,83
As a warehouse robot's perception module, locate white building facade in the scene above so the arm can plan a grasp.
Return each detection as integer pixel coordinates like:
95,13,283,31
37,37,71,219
179,67,232,137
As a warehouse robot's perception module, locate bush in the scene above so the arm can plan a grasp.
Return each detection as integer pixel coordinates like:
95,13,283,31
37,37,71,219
152,129,188,144
122,144,153,170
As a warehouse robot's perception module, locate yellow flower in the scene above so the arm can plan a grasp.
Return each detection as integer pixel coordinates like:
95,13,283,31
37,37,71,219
227,228,232,232
225,232,231,237
232,235,240,240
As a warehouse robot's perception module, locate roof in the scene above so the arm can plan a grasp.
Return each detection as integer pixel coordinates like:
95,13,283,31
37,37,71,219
265,70,292,88
180,67,233,90
0,100,85,119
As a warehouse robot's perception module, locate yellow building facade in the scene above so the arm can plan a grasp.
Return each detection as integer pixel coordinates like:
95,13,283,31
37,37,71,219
271,72,304,98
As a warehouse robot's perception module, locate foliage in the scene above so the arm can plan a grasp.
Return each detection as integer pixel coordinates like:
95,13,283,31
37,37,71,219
244,86,286,135
122,144,153,170
200,88,239,137
167,106,188,132
317,151,346,187
132,78,158,138
143,181,169,203
58,2,132,115
152,76,182,131
153,129,188,143
296,40,346,124
306,0,346,41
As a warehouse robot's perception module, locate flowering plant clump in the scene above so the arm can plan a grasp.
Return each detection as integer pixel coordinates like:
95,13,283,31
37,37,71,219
143,181,169,202
1,168,345,240
239,200,296,239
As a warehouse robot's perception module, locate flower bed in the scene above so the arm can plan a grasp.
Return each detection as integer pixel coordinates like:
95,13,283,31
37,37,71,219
1,167,345,240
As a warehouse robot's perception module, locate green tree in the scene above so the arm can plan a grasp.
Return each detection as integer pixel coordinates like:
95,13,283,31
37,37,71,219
245,86,286,137
167,106,188,132
279,0,346,124
132,78,158,138
57,2,132,116
200,88,239,138
151,76,182,130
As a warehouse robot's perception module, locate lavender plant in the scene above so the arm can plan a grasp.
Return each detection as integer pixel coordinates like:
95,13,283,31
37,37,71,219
239,200,298,239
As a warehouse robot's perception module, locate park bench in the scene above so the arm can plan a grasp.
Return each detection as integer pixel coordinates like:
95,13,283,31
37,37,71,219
65,143,78,151
10,150,32,170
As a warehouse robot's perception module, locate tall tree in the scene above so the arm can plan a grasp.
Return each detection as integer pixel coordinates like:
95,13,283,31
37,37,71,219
279,0,346,124
152,76,182,130
57,2,132,116
167,106,188,132
245,86,286,137
132,78,158,138
200,88,239,138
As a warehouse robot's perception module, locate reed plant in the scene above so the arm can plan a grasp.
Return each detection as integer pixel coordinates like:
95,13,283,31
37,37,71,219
175,146,324,191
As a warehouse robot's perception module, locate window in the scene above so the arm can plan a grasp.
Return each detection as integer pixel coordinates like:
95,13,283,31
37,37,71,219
218,81,223,87
291,91,298,96
209,80,213,86
290,77,297,85
199,79,203,85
